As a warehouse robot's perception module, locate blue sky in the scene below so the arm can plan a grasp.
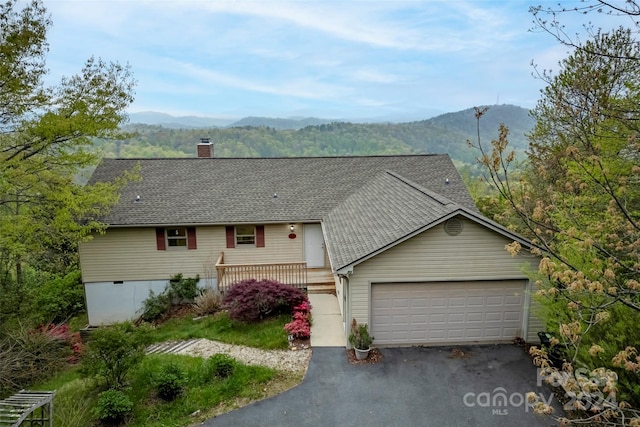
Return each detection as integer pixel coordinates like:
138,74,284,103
43,1,601,121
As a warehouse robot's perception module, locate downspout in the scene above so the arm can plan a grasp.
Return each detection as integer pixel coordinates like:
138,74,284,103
339,273,351,348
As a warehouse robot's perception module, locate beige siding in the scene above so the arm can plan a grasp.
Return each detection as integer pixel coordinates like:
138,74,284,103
223,223,304,264
79,224,304,283
527,282,545,343
349,218,538,326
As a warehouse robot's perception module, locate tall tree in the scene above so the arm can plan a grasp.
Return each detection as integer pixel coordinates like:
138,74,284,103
471,28,640,425
0,1,136,286
530,0,640,62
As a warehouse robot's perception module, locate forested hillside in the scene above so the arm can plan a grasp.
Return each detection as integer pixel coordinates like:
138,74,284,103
103,105,534,171
228,116,334,129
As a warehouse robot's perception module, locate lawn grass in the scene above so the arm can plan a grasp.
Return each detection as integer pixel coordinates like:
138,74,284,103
33,353,300,427
28,311,298,426
126,354,281,427
30,369,97,427
144,311,290,350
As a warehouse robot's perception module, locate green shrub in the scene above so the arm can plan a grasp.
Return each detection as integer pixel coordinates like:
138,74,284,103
81,323,144,389
205,354,237,379
0,269,43,331
139,290,171,323
153,363,186,401
93,389,133,425
140,274,200,322
166,274,199,303
28,270,85,324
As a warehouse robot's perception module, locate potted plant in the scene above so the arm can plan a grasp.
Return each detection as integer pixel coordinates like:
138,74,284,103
348,318,374,360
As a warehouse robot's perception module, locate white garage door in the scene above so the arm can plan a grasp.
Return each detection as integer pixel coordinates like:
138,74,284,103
371,280,525,346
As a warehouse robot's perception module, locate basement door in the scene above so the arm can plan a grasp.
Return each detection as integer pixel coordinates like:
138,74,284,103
371,280,525,346
304,223,325,268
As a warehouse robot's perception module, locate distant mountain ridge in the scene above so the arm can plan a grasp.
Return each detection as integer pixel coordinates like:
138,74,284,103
424,105,534,144
113,104,533,173
128,111,235,128
228,116,335,129
128,112,337,129
128,105,532,134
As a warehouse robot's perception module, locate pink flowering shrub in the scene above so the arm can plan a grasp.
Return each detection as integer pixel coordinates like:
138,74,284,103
284,300,313,339
38,323,84,363
293,301,312,314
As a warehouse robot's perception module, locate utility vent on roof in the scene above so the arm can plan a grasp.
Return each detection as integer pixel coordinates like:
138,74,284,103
444,218,463,236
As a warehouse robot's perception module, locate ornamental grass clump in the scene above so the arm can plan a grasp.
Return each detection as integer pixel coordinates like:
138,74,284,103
192,287,223,316
0,322,72,397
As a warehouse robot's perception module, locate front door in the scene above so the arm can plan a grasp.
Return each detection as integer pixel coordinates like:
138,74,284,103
304,223,325,268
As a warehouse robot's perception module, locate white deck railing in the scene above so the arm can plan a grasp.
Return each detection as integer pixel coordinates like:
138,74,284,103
215,252,307,292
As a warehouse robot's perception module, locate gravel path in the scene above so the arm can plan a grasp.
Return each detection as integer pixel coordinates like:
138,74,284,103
177,339,312,373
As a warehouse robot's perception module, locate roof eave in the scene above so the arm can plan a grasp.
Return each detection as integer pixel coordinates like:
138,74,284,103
102,218,324,228
333,207,539,272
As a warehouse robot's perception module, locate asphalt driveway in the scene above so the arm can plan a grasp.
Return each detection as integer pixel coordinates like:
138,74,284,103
204,344,560,427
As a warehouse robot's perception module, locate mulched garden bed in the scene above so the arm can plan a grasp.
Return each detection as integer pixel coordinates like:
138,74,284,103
289,337,311,351
346,348,383,365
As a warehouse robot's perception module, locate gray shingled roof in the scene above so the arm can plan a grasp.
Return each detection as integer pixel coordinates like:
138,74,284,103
323,170,536,271
89,155,477,226
323,171,460,271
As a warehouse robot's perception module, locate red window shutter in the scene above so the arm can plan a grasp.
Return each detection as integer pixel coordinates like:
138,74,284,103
155,228,166,250
226,226,235,248
187,227,197,250
256,225,265,247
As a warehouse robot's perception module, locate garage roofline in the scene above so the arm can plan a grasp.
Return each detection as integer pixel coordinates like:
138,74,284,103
335,208,539,275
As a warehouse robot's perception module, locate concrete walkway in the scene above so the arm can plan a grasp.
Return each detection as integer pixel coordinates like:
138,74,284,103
308,294,345,347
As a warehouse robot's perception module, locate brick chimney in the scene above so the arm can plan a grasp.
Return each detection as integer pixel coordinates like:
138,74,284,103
197,138,213,158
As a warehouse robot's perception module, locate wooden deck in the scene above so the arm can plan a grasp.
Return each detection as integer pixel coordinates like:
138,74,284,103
215,252,335,293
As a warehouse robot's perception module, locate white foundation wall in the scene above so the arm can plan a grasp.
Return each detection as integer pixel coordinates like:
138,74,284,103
85,278,216,325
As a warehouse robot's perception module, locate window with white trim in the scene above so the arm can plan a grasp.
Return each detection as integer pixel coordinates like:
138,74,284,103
235,225,255,245
166,227,187,247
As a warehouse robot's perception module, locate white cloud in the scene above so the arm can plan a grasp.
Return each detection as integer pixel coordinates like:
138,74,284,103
175,60,350,100
43,0,564,118
197,2,426,50
355,97,388,107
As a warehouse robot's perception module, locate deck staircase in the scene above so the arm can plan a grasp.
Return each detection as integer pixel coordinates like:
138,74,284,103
306,269,336,295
